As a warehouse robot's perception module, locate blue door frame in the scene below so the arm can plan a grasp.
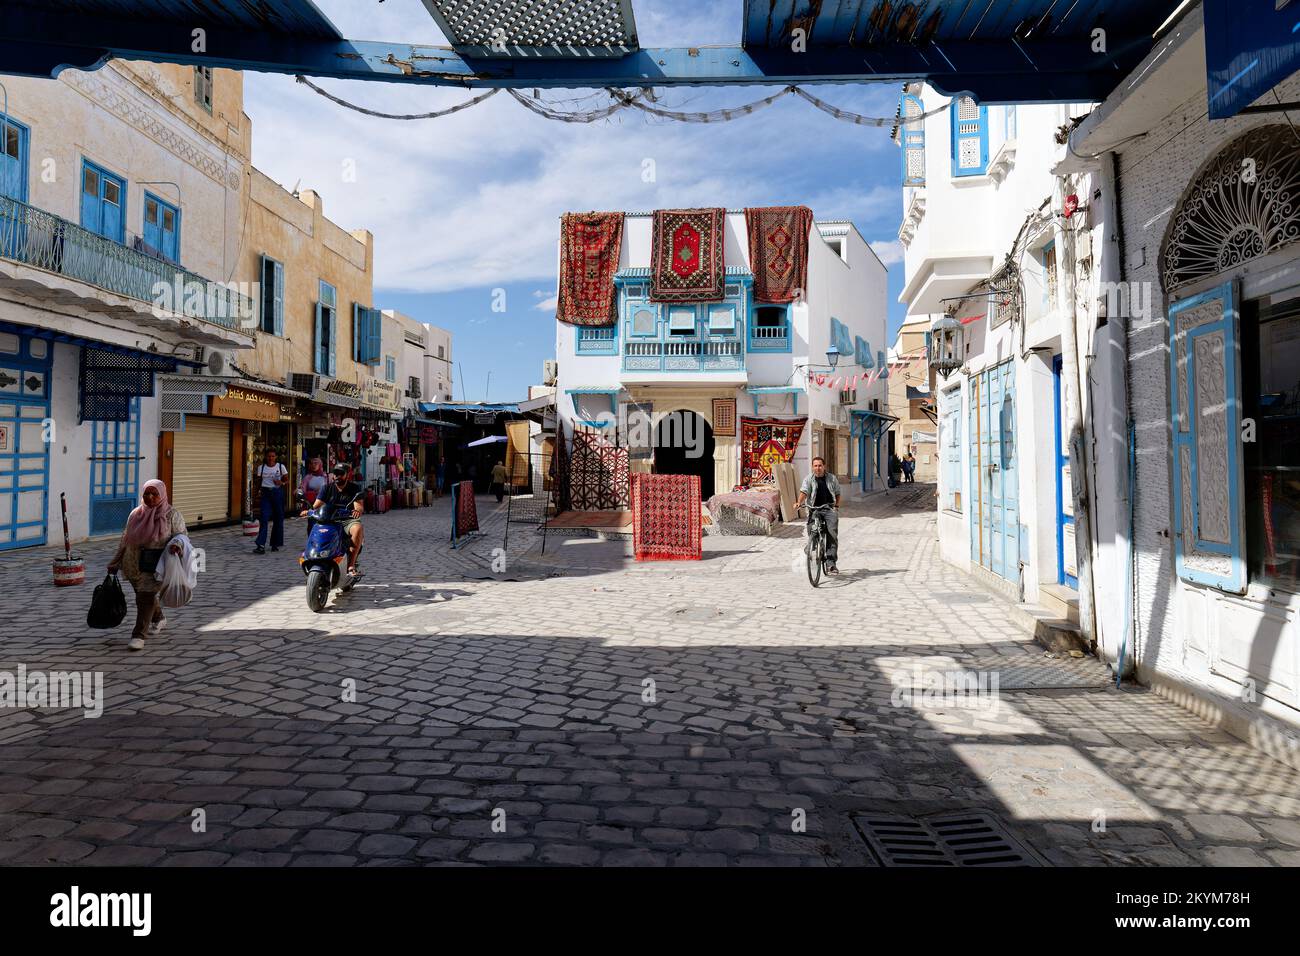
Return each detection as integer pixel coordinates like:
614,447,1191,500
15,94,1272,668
1052,356,1078,588
969,361,1020,581
0,329,51,550
89,396,141,536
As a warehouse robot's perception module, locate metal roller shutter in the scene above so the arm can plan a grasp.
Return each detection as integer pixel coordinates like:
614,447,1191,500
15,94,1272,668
172,415,231,526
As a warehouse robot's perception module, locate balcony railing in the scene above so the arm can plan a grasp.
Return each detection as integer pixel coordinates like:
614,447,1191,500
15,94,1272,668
624,336,744,372
0,195,252,329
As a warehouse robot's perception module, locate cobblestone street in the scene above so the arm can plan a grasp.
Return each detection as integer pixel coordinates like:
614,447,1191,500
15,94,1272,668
2,485,1299,867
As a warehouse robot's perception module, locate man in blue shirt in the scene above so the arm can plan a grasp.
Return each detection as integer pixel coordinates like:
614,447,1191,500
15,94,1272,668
796,456,842,573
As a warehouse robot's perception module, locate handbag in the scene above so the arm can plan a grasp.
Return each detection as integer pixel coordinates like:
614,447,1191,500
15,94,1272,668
138,547,164,574
87,573,128,629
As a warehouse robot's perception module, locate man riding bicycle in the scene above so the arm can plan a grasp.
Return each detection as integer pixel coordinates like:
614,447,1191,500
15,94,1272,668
795,456,841,574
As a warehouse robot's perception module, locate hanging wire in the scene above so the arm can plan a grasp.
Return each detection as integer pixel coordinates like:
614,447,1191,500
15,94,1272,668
294,75,500,119
295,75,951,128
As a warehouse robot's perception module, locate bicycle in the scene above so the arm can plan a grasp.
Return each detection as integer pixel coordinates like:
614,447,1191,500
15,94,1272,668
802,503,835,587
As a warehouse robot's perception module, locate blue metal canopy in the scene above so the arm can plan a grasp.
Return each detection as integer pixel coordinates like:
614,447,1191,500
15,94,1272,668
0,0,1191,106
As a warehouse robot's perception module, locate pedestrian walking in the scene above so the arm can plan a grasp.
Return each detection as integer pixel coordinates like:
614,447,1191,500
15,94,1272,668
903,451,916,483
253,448,288,554
107,479,187,652
434,455,446,498
491,459,509,503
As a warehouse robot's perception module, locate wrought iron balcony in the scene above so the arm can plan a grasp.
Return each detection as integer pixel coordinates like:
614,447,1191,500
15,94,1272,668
0,195,252,329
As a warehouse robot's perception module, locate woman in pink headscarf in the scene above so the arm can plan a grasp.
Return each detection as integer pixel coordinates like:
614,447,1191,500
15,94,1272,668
107,479,187,651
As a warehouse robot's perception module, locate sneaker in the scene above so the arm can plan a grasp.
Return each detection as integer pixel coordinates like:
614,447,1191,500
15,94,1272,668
149,618,166,637
827,564,839,574
270,546,280,552
253,546,266,555
127,636,146,651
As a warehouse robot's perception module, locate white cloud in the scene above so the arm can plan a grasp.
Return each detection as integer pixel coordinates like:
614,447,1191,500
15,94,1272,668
533,294,558,312
870,240,905,266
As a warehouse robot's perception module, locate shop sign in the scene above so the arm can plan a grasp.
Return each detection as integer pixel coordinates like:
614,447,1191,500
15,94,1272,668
363,378,402,413
419,425,437,444
321,379,362,400
210,386,281,423
472,412,496,424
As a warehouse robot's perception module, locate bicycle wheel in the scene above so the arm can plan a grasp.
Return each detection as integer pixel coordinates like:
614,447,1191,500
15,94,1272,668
806,528,822,587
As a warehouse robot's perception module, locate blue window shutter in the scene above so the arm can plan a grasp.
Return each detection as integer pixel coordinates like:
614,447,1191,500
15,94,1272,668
314,302,324,374
900,93,926,186
1169,280,1246,593
328,306,337,377
273,261,284,335
951,96,988,177
877,350,889,379
369,308,382,366
351,303,362,363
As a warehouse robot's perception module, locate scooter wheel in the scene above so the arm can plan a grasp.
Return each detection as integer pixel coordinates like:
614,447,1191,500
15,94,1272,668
306,568,330,612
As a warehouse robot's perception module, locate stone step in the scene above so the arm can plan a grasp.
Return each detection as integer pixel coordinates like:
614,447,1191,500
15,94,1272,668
1039,583,1081,624
1013,603,1090,656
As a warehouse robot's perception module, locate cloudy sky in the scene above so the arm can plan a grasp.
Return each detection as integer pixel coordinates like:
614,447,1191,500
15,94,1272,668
242,0,910,401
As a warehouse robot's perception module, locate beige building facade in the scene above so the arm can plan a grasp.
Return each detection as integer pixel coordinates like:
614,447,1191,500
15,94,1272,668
886,317,937,482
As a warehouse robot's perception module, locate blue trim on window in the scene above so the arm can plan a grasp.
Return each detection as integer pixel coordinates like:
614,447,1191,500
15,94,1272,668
576,325,618,355
0,114,30,203
950,96,989,177
142,190,180,263
748,302,790,352
900,93,926,187
259,254,284,336
1052,355,1078,588
0,329,51,549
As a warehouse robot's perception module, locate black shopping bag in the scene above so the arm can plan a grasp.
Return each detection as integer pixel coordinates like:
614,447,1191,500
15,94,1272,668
87,572,128,629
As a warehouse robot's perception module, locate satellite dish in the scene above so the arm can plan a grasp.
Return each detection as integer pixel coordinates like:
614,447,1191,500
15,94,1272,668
206,349,227,376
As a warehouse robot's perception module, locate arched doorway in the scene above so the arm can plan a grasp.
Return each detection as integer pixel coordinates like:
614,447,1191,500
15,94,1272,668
655,410,715,500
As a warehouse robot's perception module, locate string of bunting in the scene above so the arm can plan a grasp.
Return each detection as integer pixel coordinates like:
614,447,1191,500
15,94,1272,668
808,349,931,392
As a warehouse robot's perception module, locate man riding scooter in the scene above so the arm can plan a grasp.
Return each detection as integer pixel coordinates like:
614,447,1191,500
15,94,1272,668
302,464,365,577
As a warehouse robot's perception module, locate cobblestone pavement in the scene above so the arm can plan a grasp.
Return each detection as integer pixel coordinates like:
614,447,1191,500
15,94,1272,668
2,484,1299,866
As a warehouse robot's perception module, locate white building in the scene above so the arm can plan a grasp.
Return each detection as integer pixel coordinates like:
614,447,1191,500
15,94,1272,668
1059,2,1300,763
0,63,253,548
553,210,889,504
896,83,1098,616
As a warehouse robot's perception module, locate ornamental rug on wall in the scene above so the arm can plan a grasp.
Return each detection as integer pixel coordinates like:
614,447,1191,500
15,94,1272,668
632,472,702,561
650,208,725,302
744,206,813,304
557,211,624,326
569,428,630,511
739,416,807,487
452,480,478,538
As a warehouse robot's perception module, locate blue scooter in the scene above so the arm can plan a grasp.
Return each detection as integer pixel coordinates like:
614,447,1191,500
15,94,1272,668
299,489,363,612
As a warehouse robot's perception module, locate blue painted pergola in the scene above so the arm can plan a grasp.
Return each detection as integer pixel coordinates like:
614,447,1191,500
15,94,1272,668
0,0,1267,116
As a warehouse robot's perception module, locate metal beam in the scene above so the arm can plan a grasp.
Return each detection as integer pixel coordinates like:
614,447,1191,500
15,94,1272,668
0,5,1151,102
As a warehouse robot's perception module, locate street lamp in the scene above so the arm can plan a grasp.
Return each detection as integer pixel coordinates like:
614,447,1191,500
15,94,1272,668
929,313,964,376
825,345,842,369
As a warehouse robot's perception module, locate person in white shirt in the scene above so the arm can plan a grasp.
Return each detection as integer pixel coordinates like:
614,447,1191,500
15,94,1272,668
253,448,288,554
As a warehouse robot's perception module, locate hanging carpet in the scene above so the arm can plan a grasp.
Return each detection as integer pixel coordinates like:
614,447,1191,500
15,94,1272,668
452,480,479,538
740,416,807,487
568,428,629,511
632,472,702,561
745,205,813,304
650,208,725,302
557,211,624,326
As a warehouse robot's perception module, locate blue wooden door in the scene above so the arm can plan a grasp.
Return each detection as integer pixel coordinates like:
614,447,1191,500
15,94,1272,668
1053,356,1078,587
0,330,51,550
0,116,29,259
969,362,1020,581
80,160,125,242
143,192,179,262
89,397,141,536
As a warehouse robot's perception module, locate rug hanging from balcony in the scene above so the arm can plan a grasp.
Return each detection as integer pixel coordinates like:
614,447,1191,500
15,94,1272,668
740,416,807,487
632,472,702,560
745,206,813,304
650,208,725,302
557,211,624,326
569,428,629,510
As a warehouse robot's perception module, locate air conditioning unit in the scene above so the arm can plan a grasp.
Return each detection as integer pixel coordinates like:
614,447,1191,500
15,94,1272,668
830,405,848,424
289,372,319,395
205,348,232,377
543,360,558,386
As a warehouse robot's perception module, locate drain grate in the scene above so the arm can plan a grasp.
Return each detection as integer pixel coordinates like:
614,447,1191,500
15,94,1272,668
851,811,1041,867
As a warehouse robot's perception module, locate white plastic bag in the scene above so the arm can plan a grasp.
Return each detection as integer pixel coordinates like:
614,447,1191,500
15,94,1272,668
155,534,197,608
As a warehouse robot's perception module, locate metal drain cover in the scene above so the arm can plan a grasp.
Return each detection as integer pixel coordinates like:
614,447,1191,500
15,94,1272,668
851,811,1041,867
990,658,1111,690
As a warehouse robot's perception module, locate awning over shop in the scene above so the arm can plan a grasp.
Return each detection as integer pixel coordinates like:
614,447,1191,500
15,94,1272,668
746,385,803,416
850,409,900,441
413,416,460,428
419,402,520,416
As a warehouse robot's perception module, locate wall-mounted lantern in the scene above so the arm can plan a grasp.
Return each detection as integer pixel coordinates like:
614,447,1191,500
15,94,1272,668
929,313,964,376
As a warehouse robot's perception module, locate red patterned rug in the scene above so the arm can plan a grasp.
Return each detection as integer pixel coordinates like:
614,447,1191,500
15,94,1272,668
632,473,701,561
454,480,478,536
745,206,813,304
557,211,623,326
740,417,807,487
569,429,629,510
650,208,725,302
